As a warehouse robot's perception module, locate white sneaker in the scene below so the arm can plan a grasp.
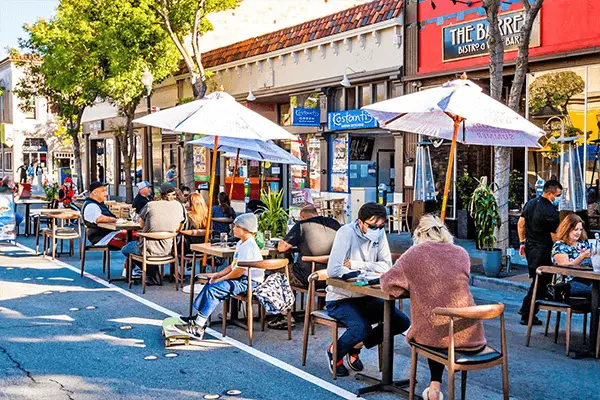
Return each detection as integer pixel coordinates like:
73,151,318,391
182,283,205,294
121,268,127,278
131,267,142,278
423,388,444,400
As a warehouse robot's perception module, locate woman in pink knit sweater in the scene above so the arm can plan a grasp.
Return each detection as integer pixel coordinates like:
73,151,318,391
381,215,486,400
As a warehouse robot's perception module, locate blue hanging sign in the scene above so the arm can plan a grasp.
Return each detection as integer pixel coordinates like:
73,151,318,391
292,108,321,126
328,110,378,131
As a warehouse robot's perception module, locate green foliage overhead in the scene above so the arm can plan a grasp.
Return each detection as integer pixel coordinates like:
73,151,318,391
470,178,501,251
529,71,585,115
257,189,289,239
508,169,524,210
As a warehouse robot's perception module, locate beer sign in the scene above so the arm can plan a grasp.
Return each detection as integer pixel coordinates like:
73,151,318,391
443,10,540,62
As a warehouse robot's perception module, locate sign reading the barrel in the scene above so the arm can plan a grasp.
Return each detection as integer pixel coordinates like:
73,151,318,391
443,10,540,62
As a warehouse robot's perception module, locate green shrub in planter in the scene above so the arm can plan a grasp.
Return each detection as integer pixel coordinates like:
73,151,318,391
257,189,289,239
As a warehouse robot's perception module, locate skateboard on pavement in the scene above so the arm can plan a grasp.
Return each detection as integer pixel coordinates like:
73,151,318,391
161,316,199,347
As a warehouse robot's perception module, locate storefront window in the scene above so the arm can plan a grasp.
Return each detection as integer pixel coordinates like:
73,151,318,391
25,97,36,119
333,88,345,112
278,103,291,126
346,87,357,110
390,82,402,99
374,82,386,103
360,85,372,107
105,138,115,186
4,151,12,171
330,134,349,192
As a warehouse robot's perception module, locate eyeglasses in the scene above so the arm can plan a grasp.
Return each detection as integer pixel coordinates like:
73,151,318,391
364,221,386,230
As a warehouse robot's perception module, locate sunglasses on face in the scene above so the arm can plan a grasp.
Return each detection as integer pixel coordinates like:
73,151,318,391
364,221,386,230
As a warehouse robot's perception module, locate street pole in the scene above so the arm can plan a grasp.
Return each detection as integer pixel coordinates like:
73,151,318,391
146,94,154,185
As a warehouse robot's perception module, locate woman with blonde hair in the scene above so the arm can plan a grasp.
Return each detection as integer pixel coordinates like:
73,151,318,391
182,193,208,254
551,213,592,298
381,214,486,400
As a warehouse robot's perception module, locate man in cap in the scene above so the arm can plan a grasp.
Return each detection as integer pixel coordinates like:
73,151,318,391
179,213,263,339
133,181,153,214
121,184,186,283
82,182,128,249
58,177,75,208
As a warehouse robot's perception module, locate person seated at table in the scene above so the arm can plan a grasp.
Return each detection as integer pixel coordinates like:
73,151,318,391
551,213,592,299
212,192,236,237
182,192,209,254
132,181,153,214
121,184,187,283
0,175,24,228
82,182,130,250
179,213,263,339
58,177,75,208
180,186,192,202
381,215,486,400
325,202,410,377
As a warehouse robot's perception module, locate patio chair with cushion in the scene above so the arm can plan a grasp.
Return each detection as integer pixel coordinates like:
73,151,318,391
408,304,509,400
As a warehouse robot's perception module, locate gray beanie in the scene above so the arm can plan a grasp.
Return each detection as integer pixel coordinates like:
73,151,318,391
233,213,258,233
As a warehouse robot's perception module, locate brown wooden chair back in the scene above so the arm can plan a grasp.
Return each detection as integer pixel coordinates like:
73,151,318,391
433,303,505,321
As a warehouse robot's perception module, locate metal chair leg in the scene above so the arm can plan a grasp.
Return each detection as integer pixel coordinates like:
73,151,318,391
554,311,561,344
461,370,468,400
408,346,417,400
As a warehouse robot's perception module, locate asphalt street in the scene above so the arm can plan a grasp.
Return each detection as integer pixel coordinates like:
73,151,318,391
1,232,599,400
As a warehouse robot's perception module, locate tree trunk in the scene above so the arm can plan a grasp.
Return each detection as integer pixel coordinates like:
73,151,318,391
120,112,135,204
70,110,85,194
191,75,207,100
183,74,207,190
484,0,510,252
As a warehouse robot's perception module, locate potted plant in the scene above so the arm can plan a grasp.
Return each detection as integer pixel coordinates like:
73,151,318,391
42,182,59,202
470,177,502,277
257,189,289,240
456,169,477,239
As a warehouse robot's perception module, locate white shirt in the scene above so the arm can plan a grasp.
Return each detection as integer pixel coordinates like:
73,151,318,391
83,203,118,246
231,237,264,282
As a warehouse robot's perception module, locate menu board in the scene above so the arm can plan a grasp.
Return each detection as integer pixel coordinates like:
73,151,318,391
193,146,209,182
331,134,349,192
308,136,321,194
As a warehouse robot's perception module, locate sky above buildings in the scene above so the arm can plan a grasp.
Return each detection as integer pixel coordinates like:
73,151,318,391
0,0,369,59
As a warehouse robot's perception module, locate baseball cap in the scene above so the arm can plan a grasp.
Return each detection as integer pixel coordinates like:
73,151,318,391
233,213,258,234
160,184,176,195
64,177,73,184
137,181,151,190
89,181,107,193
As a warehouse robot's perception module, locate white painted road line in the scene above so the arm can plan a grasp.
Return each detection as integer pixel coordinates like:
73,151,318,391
12,243,364,400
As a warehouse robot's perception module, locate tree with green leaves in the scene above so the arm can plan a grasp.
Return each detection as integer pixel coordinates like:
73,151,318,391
529,71,585,117
15,0,103,193
149,0,240,100
94,0,179,203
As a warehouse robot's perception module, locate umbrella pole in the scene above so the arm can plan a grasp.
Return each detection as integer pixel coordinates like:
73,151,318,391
441,117,462,222
203,136,220,267
229,148,240,199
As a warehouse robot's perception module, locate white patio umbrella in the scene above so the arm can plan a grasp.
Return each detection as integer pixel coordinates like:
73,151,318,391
363,75,545,220
133,90,297,266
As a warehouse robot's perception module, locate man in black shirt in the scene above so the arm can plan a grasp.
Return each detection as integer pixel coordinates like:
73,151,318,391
278,204,341,288
132,181,153,214
518,180,563,325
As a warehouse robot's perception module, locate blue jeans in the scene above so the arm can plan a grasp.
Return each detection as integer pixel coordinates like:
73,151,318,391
193,277,259,319
121,241,141,268
326,297,411,359
570,280,592,299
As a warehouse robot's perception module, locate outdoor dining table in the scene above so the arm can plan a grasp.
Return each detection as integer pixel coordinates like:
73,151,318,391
537,265,600,358
15,198,51,236
326,278,415,398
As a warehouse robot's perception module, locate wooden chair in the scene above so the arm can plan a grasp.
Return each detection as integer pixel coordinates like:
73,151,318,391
525,269,590,356
178,229,207,287
408,304,509,400
222,258,293,347
300,269,383,380
33,200,59,254
290,255,329,313
80,228,111,280
41,212,81,260
388,202,409,233
127,231,179,294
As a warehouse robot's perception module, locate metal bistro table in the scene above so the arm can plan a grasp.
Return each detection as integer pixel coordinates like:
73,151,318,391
96,221,141,283
537,265,600,358
326,278,416,398
15,198,51,236
187,242,280,316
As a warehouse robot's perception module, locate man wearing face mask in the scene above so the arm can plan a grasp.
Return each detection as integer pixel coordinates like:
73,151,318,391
518,179,563,326
325,202,410,377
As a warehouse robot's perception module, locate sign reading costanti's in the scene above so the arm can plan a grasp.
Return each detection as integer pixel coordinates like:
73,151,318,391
292,108,321,126
443,10,540,62
328,110,379,131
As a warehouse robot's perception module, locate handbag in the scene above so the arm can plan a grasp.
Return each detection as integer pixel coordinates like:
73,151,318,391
546,282,571,303
255,273,295,315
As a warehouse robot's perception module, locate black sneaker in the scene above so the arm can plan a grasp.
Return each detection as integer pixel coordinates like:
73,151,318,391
520,316,543,326
327,345,349,377
179,315,197,323
175,322,205,340
346,349,364,372
267,315,295,330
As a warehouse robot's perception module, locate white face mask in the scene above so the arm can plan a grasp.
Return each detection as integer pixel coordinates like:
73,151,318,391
364,227,382,242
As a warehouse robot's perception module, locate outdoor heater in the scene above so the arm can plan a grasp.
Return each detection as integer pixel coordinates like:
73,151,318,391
555,136,587,212
413,141,436,201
